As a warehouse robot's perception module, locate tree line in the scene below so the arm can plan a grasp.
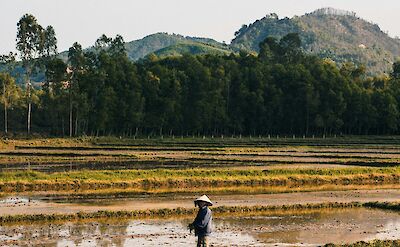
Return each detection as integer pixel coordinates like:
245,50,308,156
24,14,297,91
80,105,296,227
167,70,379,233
1,14,400,137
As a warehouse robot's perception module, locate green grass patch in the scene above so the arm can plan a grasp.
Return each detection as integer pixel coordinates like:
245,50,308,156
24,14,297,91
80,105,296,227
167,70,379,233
1,201,400,224
0,167,398,192
0,167,398,182
0,202,363,223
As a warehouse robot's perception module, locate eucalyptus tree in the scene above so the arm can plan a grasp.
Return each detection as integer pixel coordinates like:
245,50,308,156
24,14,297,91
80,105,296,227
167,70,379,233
94,34,112,51
42,58,68,135
68,42,85,137
16,14,43,135
16,14,58,135
41,26,58,58
0,73,19,134
0,52,17,73
0,53,19,134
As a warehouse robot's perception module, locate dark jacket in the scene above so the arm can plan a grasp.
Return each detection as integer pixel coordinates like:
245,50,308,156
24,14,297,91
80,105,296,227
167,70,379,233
192,206,212,236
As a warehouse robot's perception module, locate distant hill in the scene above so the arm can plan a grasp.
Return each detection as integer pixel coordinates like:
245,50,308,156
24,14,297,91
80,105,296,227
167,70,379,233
150,42,231,59
57,32,232,62
7,7,400,86
125,33,232,60
10,33,232,85
231,7,400,74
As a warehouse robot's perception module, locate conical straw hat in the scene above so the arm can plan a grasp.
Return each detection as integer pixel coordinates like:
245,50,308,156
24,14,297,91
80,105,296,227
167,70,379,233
194,195,213,206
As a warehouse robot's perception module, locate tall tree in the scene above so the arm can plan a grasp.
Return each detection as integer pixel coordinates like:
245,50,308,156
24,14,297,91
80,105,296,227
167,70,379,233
0,52,17,73
68,42,85,137
94,34,112,51
16,14,42,135
0,73,19,134
42,58,68,135
41,26,58,58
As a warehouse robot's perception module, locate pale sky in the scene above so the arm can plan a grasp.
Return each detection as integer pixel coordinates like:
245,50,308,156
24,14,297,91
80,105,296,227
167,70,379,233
1,0,399,54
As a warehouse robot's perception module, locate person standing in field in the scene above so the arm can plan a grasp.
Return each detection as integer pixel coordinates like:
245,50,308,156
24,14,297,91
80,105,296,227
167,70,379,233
189,195,213,247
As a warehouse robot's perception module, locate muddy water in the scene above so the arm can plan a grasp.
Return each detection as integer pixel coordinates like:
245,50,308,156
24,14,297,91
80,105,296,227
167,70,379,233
0,208,399,246
1,189,400,216
0,159,361,172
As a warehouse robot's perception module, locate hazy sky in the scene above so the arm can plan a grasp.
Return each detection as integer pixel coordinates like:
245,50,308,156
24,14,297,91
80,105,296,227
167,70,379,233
1,0,399,54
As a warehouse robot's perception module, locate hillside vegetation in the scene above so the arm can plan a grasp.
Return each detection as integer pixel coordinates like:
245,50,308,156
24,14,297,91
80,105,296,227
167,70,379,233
7,7,400,86
231,7,400,74
124,32,232,60
4,13,400,137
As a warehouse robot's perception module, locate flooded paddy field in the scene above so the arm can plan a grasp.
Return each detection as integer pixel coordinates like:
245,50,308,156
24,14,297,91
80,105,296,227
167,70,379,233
0,137,400,246
2,137,400,172
0,207,399,246
0,189,399,217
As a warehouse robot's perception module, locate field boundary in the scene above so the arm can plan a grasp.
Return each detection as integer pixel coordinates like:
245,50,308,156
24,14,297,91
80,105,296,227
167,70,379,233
0,201,398,223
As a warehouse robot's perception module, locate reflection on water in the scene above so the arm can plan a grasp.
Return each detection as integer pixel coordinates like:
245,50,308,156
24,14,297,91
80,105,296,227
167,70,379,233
0,160,192,173
0,208,399,246
224,209,400,246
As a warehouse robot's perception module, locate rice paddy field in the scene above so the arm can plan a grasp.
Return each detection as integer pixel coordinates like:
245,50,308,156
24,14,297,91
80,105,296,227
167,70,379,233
0,136,399,246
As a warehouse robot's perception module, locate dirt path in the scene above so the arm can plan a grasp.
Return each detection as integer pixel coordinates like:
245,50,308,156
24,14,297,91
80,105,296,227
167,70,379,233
0,189,399,216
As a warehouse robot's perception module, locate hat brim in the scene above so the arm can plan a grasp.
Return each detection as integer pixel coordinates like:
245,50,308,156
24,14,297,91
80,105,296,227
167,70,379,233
195,200,213,206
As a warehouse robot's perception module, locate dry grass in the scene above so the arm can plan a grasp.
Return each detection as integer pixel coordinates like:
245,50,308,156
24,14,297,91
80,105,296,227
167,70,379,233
0,201,399,223
0,167,398,192
0,202,363,223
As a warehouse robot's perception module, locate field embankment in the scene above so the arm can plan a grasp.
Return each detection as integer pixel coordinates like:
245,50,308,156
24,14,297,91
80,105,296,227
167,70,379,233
0,167,398,192
0,201,399,223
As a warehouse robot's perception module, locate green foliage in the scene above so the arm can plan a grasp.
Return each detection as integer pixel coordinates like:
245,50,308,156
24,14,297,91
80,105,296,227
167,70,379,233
231,8,400,75
5,15,400,136
150,42,231,59
124,32,232,61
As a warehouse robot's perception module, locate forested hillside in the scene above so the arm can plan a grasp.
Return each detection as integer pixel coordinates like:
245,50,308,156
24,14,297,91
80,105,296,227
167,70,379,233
3,31,400,135
124,33,232,61
2,13,400,137
58,32,232,62
231,7,400,74
8,33,232,85
8,7,400,87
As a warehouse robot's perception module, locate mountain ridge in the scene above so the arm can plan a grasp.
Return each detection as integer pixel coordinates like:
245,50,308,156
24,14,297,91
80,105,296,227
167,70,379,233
231,7,400,74
6,7,400,84
124,32,232,61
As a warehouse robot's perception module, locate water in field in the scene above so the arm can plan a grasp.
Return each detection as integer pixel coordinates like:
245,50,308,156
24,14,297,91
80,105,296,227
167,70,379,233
4,142,400,173
1,189,400,217
0,208,399,246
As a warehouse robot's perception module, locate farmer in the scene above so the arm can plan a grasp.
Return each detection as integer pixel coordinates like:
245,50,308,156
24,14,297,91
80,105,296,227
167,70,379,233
188,195,213,247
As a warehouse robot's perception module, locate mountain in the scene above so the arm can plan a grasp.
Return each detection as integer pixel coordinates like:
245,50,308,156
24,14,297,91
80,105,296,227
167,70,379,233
124,33,232,60
56,32,232,62
12,33,232,85
7,7,400,85
151,42,231,59
231,7,400,74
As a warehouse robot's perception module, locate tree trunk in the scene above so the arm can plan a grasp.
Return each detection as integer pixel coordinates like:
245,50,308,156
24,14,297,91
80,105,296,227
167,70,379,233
3,84,7,134
69,97,73,137
75,109,78,136
26,75,32,135
4,101,7,134
62,117,65,136
305,106,309,136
